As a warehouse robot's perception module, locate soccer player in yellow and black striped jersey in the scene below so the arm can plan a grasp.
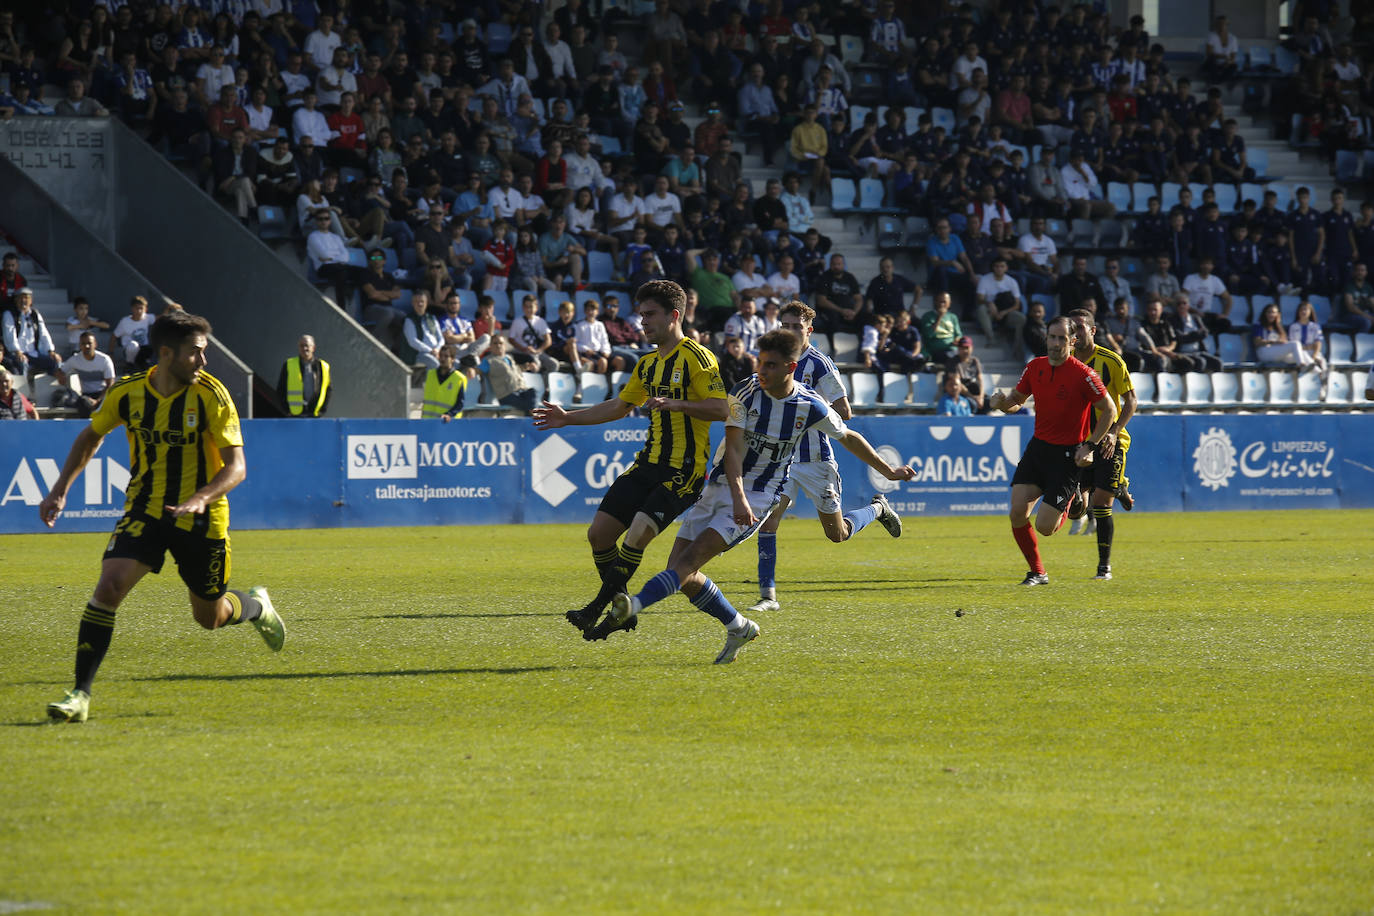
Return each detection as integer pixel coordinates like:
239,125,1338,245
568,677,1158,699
38,309,285,724
534,280,727,639
1067,308,1138,580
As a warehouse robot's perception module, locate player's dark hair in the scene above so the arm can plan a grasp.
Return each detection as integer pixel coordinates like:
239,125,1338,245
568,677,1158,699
757,328,802,363
779,300,816,325
1047,315,1076,338
635,279,686,319
150,309,212,354
1067,307,1096,329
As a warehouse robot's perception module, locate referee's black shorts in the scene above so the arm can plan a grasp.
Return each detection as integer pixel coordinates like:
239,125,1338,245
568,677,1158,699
1011,437,1083,513
597,461,704,532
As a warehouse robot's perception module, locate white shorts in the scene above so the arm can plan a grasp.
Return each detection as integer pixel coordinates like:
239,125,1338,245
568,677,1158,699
677,480,779,551
780,460,843,514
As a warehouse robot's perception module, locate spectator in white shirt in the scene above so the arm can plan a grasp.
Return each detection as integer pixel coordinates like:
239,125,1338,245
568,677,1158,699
62,331,116,416
544,23,577,92
607,179,648,240
291,89,334,146
767,254,802,302
974,257,1025,347
109,296,153,367
1182,256,1234,330
303,14,342,71
486,169,526,221
731,255,773,300
1060,149,1115,220
306,211,361,306
195,45,234,108
724,297,768,355
572,299,611,373
314,47,355,108
949,42,988,91
564,134,612,195
644,176,684,235
1015,216,1059,297
478,59,532,118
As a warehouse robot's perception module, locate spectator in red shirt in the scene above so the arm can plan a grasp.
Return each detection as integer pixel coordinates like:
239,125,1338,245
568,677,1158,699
535,139,571,212
993,74,1034,144
482,220,516,291
0,251,28,307
987,316,1116,585
1105,74,1137,123
326,91,367,167
206,84,249,146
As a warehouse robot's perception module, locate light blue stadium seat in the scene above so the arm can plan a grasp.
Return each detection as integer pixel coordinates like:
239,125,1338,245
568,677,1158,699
1217,334,1251,366
1308,295,1331,324
1210,372,1239,405
1249,148,1271,179
457,288,479,320
547,371,577,406
1131,372,1155,405
879,372,911,406
1267,370,1295,403
588,251,615,285
830,177,858,212
1326,370,1351,403
1240,182,1265,206
931,107,955,132
1107,182,1132,212
1279,294,1303,325
1155,372,1184,405
910,373,938,406
849,372,879,406
1296,371,1323,404
1329,334,1355,365
1184,371,1212,404
831,332,859,363
1130,182,1156,212
1240,371,1267,403
1355,333,1374,362
1159,182,1182,210
579,373,609,402
1213,184,1238,211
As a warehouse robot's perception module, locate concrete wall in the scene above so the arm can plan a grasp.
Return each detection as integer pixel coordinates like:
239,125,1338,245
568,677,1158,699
108,122,408,417
0,156,254,415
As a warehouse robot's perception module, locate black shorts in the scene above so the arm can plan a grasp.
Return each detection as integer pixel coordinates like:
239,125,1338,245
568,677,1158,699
1086,441,1127,493
104,512,231,600
1011,437,1083,513
597,461,704,533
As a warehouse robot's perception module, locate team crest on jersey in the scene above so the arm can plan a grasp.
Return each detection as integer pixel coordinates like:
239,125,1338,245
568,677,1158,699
671,367,683,384
795,419,805,430
185,409,199,429
802,373,814,385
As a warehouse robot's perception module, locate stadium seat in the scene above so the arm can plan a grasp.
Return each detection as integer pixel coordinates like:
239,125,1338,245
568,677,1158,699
1188,182,1209,203
1129,182,1156,213
575,289,601,310
850,105,872,128
877,217,904,250
879,372,911,406
347,247,367,268
830,177,858,213
931,107,955,132
858,178,895,212
1240,371,1267,403
579,372,609,402
1098,220,1126,248
1130,372,1155,405
1245,46,1273,71
1184,372,1212,404
543,290,565,315
839,35,865,66
903,107,922,134
1044,218,1068,244
1335,150,1360,183
1070,218,1095,247
1274,45,1299,74
1249,148,1273,180
547,372,577,406
508,289,537,316
1267,370,1295,404
1155,372,1184,405
486,289,511,320
256,205,289,240
1329,334,1355,365
1159,182,1182,210
1210,371,1240,406
1326,370,1351,403
1217,333,1251,366
487,21,512,53
831,332,859,363
595,135,622,155
1032,292,1057,320
910,372,939,406
610,370,631,397
1107,183,1132,213
1353,369,1369,398
588,251,615,285
1213,184,1238,211
1296,371,1323,404
1279,295,1302,325
1355,333,1374,362
849,372,879,407
904,216,931,247
393,289,413,312
457,288,479,320
1308,295,1332,325
525,373,545,404
1269,183,1293,211
810,334,832,356
1239,183,1265,206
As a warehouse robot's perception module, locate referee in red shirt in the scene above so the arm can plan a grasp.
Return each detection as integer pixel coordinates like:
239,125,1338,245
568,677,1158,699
987,316,1117,585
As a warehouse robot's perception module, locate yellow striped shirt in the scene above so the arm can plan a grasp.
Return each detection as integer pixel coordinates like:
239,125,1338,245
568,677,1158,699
619,336,725,479
1086,345,1133,451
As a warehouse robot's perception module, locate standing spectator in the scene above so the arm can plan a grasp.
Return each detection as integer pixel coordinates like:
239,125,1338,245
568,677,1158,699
422,345,467,421
276,334,331,417
1288,187,1325,293
2,288,63,382
401,290,444,369
1324,189,1358,296
0,366,36,419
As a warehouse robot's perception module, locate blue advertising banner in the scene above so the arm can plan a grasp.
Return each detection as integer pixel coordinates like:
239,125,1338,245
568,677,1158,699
1,414,1371,535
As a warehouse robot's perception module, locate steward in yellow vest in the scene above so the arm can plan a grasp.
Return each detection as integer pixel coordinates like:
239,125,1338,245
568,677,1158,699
276,335,331,417
422,345,467,421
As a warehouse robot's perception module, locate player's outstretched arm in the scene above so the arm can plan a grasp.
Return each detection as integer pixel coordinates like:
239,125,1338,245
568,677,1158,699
166,445,247,517
986,388,1029,413
39,424,107,528
641,395,728,421
837,430,916,481
532,396,634,430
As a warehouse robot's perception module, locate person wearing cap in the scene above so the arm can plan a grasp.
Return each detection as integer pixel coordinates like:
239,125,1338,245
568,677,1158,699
2,287,63,383
694,104,729,158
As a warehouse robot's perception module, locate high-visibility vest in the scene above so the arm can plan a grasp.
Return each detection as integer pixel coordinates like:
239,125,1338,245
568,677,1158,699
286,357,330,416
422,368,466,419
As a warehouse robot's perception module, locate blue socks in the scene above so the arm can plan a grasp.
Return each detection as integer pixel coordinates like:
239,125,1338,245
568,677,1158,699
842,503,881,540
689,577,739,627
634,570,680,611
757,532,777,598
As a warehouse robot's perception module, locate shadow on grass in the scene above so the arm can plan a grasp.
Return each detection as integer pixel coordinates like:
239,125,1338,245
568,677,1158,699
128,665,560,683
360,609,697,620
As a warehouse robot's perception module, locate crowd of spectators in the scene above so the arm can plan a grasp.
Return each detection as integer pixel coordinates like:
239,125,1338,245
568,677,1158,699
1,0,1373,415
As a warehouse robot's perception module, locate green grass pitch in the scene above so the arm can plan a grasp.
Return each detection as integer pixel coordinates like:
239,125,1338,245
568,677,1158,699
2,511,1372,914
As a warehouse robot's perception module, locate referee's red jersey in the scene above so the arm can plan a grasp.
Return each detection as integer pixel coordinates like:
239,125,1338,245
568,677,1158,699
1014,356,1108,445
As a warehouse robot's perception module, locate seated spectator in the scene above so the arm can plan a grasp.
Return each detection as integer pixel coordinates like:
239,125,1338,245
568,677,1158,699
975,257,1026,350
880,308,925,373
549,300,581,369
1203,15,1240,83
1,82,55,116
919,291,963,362
866,257,917,318
936,372,976,417
813,253,867,334
1058,256,1099,315
724,297,767,356
1015,216,1059,297
509,294,559,372
788,105,829,199
602,297,651,371
423,345,467,421
686,247,738,331
573,299,611,374
925,218,976,313
1098,258,1132,308
1022,300,1048,358
1060,149,1114,220
65,298,109,357
1103,296,1147,372
483,335,538,415
211,128,259,223
52,330,113,416
437,291,491,373
401,290,444,369
1253,303,1317,369
717,335,755,390
1137,295,1182,372
860,314,892,371
767,254,803,305
1168,293,1222,372
1182,257,1234,332
275,334,331,418
0,366,36,419
54,78,108,117
1027,145,1068,219
1341,262,1374,333
113,51,157,124
1289,300,1328,376
513,228,557,293
325,91,367,167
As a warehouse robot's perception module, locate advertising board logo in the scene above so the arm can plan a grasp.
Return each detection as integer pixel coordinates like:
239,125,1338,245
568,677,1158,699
870,425,1021,491
1193,427,1237,491
532,433,577,506
347,435,418,479
868,445,905,493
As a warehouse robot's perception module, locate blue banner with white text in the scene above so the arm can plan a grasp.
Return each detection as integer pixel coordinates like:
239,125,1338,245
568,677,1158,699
0,414,1370,534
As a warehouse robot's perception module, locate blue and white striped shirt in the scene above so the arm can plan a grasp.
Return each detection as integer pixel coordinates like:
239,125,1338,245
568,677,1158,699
792,344,847,465
710,377,847,497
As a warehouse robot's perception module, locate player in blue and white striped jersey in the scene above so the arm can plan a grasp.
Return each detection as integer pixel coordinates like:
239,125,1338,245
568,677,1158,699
750,302,904,614
609,329,914,664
